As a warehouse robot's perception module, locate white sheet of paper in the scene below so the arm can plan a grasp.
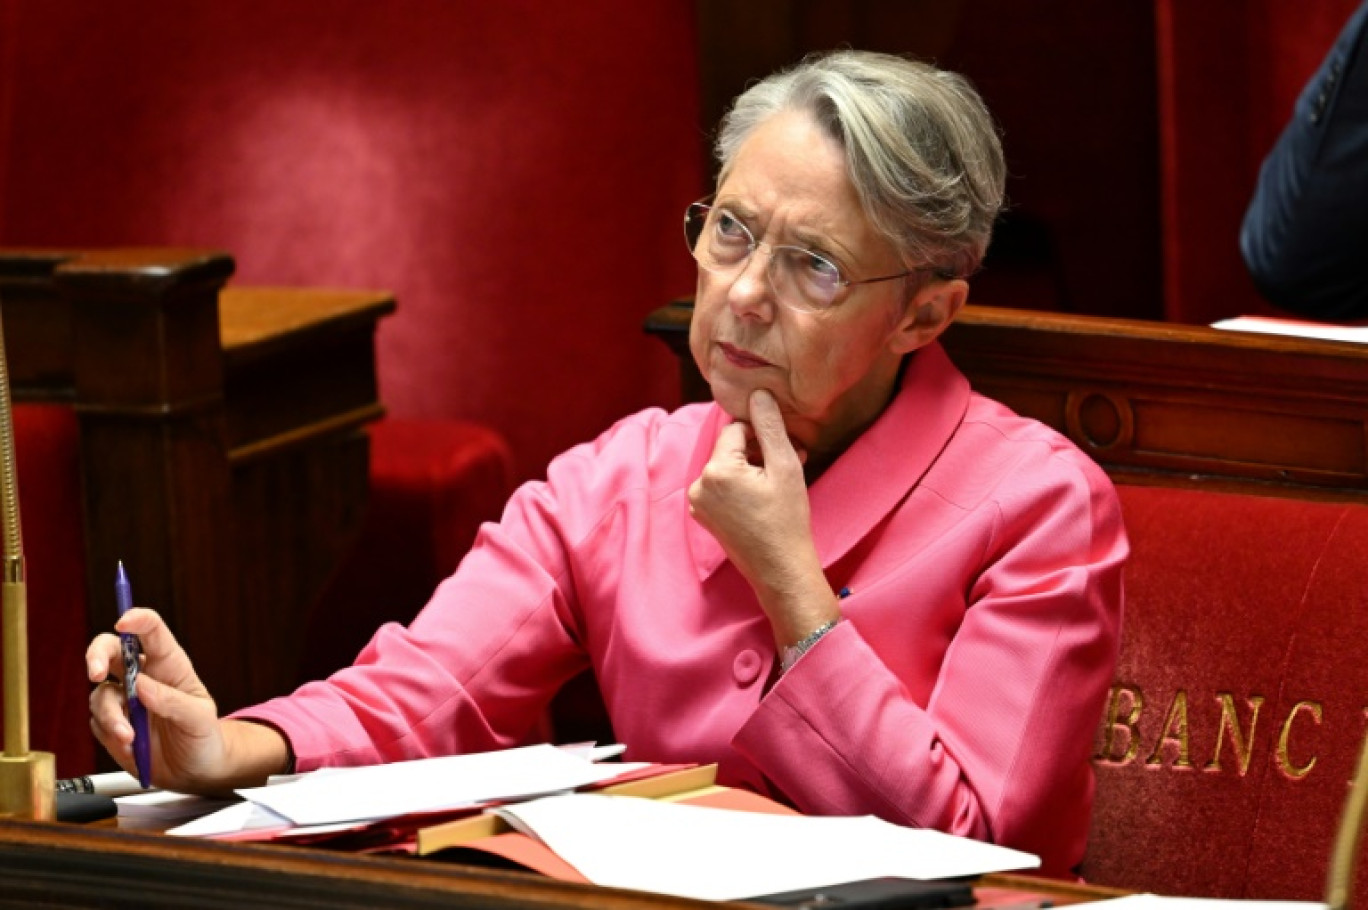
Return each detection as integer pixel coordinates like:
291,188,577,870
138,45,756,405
168,799,293,837
115,789,236,825
237,743,624,827
1211,316,1368,344
496,793,1039,902
1070,894,1326,910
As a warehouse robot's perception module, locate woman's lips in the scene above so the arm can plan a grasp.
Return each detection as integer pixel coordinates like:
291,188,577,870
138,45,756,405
718,342,772,369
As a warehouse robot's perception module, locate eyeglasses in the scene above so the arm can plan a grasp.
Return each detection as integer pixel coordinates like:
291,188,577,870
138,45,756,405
683,200,928,314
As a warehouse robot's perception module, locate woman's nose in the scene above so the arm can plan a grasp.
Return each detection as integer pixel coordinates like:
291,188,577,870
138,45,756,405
726,246,777,320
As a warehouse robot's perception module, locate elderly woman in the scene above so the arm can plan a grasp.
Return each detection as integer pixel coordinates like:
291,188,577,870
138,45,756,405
88,50,1126,877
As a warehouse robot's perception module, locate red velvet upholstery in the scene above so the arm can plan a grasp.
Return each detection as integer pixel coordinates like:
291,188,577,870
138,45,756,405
1086,483,1368,900
7,405,92,777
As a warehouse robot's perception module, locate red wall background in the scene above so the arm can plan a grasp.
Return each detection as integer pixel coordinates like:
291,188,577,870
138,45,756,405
0,0,704,483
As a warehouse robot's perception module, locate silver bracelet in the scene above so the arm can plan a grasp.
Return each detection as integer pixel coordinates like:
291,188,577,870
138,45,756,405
779,619,839,674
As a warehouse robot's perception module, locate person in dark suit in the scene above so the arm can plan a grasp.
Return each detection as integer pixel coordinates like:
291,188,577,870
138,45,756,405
1240,1,1368,320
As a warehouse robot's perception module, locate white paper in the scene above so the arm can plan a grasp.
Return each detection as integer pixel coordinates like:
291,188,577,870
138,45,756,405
496,793,1039,902
237,743,624,827
115,789,236,825
168,799,293,837
1070,894,1326,910
1211,316,1368,344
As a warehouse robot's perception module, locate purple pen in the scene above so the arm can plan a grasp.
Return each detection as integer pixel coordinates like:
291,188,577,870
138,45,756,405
115,561,152,789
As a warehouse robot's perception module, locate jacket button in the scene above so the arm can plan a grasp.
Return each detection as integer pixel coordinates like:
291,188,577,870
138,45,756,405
1312,91,1329,123
733,649,764,686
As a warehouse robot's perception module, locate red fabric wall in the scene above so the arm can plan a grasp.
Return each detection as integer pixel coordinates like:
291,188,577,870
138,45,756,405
0,0,703,482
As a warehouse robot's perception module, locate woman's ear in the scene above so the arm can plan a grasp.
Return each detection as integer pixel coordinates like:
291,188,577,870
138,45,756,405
888,278,969,355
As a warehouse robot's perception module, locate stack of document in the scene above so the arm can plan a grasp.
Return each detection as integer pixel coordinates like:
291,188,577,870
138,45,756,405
492,791,1039,901
130,742,1042,901
160,743,631,843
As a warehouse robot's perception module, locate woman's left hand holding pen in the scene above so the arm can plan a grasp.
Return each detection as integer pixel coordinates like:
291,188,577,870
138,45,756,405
86,606,290,796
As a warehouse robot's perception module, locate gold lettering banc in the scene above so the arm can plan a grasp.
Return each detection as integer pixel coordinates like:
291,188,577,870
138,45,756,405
1095,686,1337,782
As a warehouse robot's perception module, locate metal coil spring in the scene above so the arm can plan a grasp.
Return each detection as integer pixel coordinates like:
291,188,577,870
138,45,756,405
0,308,22,564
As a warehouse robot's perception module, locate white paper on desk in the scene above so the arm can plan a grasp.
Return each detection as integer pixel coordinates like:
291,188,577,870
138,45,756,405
115,789,236,825
168,799,293,837
1070,893,1326,910
1211,315,1368,344
237,743,624,827
495,793,1040,902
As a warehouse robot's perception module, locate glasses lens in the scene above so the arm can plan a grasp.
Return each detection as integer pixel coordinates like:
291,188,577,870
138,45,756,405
682,202,845,313
773,246,843,312
686,204,756,273
684,203,709,254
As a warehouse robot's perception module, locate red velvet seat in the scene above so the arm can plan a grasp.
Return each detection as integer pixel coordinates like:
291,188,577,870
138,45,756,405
1085,483,1368,900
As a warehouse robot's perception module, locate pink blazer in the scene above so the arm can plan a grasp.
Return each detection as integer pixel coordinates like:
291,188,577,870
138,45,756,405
242,342,1127,876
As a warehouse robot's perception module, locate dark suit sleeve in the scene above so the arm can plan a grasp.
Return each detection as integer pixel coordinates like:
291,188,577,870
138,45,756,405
1240,1,1368,320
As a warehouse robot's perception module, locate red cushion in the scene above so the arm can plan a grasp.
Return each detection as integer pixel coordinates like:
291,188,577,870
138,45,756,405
1086,483,1368,900
7,404,93,777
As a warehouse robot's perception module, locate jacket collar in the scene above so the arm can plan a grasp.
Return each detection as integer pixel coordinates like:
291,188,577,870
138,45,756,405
685,341,971,580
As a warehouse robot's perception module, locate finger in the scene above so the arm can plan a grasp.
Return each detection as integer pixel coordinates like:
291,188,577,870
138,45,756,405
89,679,133,743
691,423,746,520
88,715,138,780
85,632,124,684
115,607,204,694
747,389,801,470
113,606,173,651
136,671,214,732
706,419,750,465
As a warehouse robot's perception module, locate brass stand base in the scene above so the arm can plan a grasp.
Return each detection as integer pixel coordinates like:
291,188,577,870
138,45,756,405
0,751,55,820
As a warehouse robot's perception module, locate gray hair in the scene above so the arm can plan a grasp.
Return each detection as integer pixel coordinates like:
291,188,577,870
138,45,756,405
716,50,1006,280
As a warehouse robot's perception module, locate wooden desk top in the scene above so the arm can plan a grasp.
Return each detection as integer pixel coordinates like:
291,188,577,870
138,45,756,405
0,817,1122,909
220,286,395,364
216,286,394,463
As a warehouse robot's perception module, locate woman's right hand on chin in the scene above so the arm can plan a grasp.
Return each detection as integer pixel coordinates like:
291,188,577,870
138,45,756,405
86,606,234,795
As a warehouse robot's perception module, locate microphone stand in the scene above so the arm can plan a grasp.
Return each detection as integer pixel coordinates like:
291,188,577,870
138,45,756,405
1327,730,1368,910
0,301,55,819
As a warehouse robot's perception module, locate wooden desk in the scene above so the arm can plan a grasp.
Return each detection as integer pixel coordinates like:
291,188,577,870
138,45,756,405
1,248,393,712
0,818,1120,908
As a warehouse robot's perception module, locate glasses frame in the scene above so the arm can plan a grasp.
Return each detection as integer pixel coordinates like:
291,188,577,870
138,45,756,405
683,199,946,314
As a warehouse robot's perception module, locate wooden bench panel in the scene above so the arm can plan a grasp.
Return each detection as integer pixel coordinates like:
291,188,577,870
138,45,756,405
0,249,392,715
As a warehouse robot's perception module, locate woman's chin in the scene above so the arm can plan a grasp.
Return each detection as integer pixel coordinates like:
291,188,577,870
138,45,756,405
707,381,756,421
